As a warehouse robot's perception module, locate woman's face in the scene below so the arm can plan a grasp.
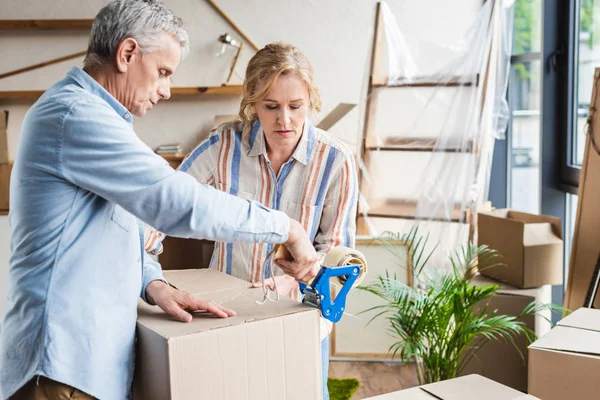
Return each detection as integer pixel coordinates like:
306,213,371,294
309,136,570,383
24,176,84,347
254,74,310,150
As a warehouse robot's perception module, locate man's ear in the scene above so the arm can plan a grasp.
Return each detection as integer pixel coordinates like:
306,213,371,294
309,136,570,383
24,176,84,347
115,38,140,73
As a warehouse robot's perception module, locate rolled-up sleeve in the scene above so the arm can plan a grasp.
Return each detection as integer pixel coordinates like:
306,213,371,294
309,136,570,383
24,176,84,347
59,100,289,245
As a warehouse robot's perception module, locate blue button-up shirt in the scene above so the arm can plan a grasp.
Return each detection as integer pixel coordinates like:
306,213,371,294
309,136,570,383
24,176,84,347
0,67,289,400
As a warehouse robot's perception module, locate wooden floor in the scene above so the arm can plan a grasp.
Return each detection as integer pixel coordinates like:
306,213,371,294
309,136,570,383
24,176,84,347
328,361,418,399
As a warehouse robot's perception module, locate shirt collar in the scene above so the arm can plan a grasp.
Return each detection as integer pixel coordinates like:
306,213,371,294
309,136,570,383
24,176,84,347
65,67,134,124
247,119,316,166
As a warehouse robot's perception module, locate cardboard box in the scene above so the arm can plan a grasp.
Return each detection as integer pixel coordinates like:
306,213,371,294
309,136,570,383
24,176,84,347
364,374,539,399
565,70,600,310
460,275,552,393
528,307,600,400
478,209,563,288
0,163,12,211
134,269,322,400
0,111,8,164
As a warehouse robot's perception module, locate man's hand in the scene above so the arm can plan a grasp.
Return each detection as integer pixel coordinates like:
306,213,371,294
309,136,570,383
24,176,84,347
276,218,319,282
145,280,236,323
251,275,299,298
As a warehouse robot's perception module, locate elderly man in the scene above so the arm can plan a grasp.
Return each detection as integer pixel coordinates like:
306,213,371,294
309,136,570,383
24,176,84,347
0,1,319,399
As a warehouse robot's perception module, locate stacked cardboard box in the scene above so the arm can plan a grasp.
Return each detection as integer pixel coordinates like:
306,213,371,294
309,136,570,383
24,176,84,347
528,307,600,400
134,269,322,400
462,209,562,392
460,275,551,393
477,209,563,288
364,374,539,399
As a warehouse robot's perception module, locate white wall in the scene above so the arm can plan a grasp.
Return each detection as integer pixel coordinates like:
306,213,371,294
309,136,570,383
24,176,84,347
0,0,482,319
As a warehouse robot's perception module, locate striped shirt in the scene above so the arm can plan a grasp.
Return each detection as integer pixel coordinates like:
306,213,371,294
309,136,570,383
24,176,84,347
146,119,358,285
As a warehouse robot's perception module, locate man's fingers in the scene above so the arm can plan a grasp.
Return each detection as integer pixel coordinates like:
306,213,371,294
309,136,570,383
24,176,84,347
186,298,236,318
199,300,235,318
164,301,193,323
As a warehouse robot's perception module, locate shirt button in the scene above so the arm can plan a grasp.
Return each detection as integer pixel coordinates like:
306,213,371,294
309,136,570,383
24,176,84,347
124,112,131,119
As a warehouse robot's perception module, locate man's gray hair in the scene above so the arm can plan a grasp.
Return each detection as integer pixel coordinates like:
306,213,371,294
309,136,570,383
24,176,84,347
84,0,189,69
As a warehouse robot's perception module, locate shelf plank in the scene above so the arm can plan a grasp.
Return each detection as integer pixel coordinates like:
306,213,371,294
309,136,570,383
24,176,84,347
171,85,243,96
360,198,466,223
373,75,479,89
0,85,243,102
0,210,7,216
365,137,476,153
0,19,93,30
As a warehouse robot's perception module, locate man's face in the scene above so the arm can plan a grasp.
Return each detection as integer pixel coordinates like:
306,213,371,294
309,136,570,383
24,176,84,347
120,32,181,117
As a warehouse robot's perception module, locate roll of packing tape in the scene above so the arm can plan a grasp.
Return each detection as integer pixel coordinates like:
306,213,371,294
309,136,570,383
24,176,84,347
322,246,368,287
274,244,368,287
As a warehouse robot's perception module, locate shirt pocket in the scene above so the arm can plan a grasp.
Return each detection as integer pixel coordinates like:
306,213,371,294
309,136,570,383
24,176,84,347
285,202,324,237
111,205,135,232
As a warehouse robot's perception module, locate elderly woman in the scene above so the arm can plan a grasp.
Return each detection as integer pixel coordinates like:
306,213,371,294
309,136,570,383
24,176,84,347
147,42,358,399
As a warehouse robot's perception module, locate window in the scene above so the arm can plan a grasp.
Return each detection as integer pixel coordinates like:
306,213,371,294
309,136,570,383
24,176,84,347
562,0,600,187
508,0,542,213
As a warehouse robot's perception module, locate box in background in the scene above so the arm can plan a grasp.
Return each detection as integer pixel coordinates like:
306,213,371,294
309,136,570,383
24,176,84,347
478,209,563,288
133,269,322,400
0,163,12,212
528,307,600,400
364,374,539,399
0,111,8,164
460,275,552,393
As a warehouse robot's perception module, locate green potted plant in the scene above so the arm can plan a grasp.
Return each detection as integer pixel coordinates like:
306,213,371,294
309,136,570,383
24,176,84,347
358,228,563,385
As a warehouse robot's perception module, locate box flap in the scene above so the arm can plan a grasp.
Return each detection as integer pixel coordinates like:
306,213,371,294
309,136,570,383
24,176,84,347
137,269,318,339
529,325,600,356
522,223,562,246
480,209,510,219
315,103,356,131
506,210,562,240
557,307,600,332
420,375,538,400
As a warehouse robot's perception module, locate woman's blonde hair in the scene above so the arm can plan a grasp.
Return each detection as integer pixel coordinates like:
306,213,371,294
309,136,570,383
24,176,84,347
238,42,322,142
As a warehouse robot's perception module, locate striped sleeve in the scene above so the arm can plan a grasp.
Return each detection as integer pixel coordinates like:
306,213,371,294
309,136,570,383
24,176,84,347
313,151,358,254
143,128,222,255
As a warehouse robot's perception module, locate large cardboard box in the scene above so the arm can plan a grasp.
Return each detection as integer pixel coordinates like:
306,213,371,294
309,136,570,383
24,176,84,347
134,269,322,400
460,275,551,393
0,111,8,164
528,307,600,400
478,209,563,288
565,68,600,310
364,374,539,399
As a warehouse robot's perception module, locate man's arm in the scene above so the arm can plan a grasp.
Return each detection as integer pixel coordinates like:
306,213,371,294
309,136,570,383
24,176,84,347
61,100,289,245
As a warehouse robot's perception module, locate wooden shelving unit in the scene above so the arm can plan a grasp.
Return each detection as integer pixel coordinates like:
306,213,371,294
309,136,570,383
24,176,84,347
0,19,94,30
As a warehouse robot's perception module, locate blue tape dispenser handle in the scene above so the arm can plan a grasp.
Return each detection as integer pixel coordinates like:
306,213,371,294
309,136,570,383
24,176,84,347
300,264,361,323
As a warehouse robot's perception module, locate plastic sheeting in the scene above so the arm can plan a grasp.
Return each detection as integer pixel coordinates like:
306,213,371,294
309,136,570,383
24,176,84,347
358,0,515,271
